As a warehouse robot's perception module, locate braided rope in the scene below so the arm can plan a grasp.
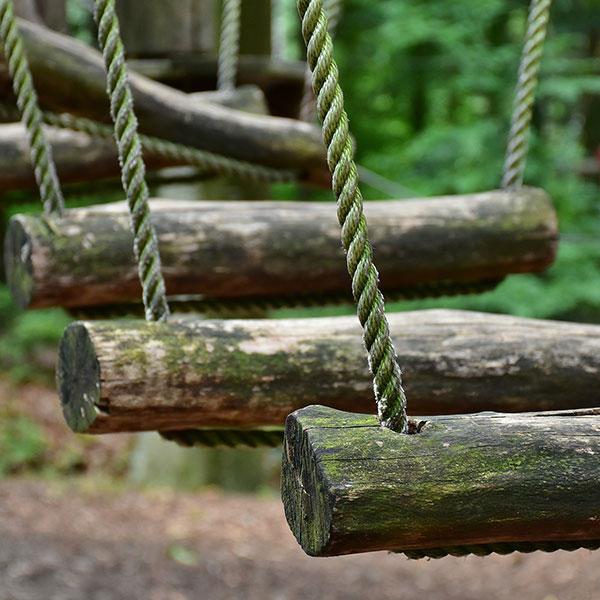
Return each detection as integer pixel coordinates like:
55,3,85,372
92,0,169,322
401,539,600,560
160,428,283,449
217,0,241,91
0,0,64,216
501,0,551,189
41,111,298,184
298,0,407,432
67,278,503,320
299,0,343,122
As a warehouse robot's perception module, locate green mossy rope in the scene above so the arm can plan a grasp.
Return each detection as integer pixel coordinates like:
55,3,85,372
299,0,343,122
0,0,64,216
298,0,407,432
41,111,298,184
160,428,283,449
93,0,169,322
502,0,551,189
67,278,502,320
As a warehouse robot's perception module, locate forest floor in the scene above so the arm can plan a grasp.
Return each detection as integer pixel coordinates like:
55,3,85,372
1,381,599,600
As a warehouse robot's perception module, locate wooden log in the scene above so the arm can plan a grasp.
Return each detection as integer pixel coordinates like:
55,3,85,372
4,188,558,310
281,405,600,557
55,309,600,434
0,86,270,193
115,0,215,57
7,19,327,183
283,405,600,557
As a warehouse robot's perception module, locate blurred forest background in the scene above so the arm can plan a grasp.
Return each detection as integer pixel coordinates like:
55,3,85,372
1,0,600,485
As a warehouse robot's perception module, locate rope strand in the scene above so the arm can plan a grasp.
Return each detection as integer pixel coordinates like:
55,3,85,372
0,0,64,216
298,0,407,432
502,0,552,189
92,0,169,322
217,0,241,91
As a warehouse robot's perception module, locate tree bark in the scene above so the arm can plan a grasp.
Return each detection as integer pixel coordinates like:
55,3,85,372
55,309,600,434
5,188,558,310
2,19,327,181
281,405,600,557
0,86,270,194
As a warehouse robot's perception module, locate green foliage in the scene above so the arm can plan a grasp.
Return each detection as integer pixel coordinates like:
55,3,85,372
0,413,47,477
0,285,70,383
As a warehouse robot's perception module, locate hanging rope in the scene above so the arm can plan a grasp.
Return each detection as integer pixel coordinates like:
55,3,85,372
217,0,241,91
39,110,298,184
502,0,552,189
299,0,343,122
298,0,407,433
0,0,64,216
92,0,169,322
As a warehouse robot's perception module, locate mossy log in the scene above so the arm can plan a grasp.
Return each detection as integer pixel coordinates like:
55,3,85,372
281,405,600,557
0,86,268,193
2,19,327,183
55,309,600,434
5,188,557,310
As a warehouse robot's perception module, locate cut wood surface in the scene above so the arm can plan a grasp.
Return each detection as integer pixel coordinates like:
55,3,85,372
55,309,600,434
0,86,270,193
5,188,557,310
2,20,328,183
281,405,600,557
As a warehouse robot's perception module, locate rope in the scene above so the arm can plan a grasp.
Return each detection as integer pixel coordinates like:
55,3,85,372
400,539,600,560
92,0,169,322
217,0,241,91
160,428,283,449
501,0,551,189
298,0,407,433
299,0,343,122
41,111,299,184
0,0,64,216
67,278,503,320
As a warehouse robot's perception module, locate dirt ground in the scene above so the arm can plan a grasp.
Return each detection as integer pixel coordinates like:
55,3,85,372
1,381,599,600
0,478,599,600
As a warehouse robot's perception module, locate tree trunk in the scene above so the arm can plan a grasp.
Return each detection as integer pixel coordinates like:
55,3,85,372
281,405,600,557
5,188,558,310
55,309,600,434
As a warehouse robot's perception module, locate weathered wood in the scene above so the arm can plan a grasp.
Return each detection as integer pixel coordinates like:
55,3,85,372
131,55,306,118
0,86,269,193
5,188,558,309
281,405,600,557
116,0,215,57
34,0,66,32
55,309,600,434
7,19,327,182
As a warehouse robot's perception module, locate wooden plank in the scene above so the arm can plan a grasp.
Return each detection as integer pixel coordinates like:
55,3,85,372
55,309,600,434
7,19,327,182
0,86,270,193
4,188,558,309
281,405,600,557
115,0,215,57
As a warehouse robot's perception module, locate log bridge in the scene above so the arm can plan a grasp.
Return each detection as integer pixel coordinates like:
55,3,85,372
281,405,600,557
5,188,557,310
56,309,600,434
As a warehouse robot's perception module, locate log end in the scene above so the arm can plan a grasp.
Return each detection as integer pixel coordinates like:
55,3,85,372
281,405,361,557
56,322,102,433
4,216,35,309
